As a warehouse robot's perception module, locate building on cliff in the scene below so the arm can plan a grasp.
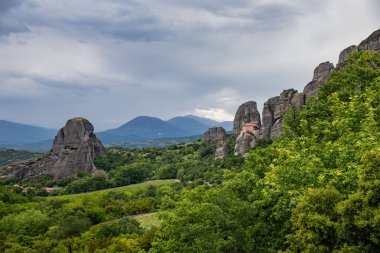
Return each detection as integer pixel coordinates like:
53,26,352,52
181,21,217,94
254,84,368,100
233,28,380,156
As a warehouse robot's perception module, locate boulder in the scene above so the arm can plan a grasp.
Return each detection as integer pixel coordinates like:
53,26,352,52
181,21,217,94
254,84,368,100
232,101,261,138
0,117,106,180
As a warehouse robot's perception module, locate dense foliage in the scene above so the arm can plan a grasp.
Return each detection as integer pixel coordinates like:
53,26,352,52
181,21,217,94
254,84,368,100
151,51,380,252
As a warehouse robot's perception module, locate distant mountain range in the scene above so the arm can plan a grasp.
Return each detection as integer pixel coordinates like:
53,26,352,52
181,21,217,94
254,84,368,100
0,120,56,148
0,115,232,151
97,115,232,145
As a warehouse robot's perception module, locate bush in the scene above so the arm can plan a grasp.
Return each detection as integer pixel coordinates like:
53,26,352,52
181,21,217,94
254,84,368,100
109,162,151,187
95,217,143,238
0,209,50,236
64,175,111,194
49,215,92,239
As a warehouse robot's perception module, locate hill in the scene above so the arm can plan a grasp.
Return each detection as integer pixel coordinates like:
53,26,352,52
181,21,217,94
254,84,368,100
151,50,380,252
0,120,56,146
97,115,232,146
167,116,210,135
97,116,190,145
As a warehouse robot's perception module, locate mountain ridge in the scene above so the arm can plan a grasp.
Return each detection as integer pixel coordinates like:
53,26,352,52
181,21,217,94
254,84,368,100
0,120,57,146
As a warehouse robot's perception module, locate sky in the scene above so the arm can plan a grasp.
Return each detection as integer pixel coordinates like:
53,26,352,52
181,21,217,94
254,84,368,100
0,0,379,131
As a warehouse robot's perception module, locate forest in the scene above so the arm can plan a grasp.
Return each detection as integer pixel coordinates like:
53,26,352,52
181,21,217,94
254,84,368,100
0,50,379,252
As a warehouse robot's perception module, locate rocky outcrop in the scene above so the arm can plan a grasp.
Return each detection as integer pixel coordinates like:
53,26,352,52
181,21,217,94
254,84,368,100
260,96,279,139
231,29,380,153
270,89,303,139
358,29,380,52
232,101,261,137
259,90,303,139
215,139,230,159
232,101,262,155
257,62,332,141
234,131,256,156
337,45,358,69
303,62,334,101
203,127,229,159
0,117,106,180
203,127,227,142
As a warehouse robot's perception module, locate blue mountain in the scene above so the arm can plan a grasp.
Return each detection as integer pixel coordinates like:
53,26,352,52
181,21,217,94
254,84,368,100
97,116,191,145
167,116,210,135
0,120,57,146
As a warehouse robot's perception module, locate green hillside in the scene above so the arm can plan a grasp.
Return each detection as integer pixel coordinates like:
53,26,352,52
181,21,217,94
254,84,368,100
47,180,177,201
151,51,380,252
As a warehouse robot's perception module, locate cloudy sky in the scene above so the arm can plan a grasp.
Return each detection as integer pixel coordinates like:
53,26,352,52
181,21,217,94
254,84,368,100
0,0,379,131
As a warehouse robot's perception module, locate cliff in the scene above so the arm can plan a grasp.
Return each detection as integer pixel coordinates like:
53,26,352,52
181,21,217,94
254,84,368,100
233,28,380,155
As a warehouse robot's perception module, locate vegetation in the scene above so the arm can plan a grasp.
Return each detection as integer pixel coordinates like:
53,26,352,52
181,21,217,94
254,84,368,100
0,50,379,252
0,149,40,166
151,51,380,252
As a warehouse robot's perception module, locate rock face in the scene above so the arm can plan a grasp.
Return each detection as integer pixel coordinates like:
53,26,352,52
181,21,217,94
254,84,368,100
268,89,304,139
215,139,230,159
232,101,261,137
259,89,304,139
230,29,380,155
260,96,279,139
203,127,227,142
203,127,229,159
337,45,358,69
303,62,335,101
358,29,380,52
232,101,262,155
234,132,256,156
1,117,106,180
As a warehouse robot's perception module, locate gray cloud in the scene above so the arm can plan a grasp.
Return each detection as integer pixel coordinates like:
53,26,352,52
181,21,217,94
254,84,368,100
0,0,379,130
0,0,23,13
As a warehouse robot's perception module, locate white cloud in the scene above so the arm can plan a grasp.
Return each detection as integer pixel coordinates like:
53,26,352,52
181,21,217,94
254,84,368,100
195,108,234,122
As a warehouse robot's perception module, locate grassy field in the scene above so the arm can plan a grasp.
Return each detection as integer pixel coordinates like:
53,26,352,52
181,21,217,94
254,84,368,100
44,179,178,204
132,213,163,229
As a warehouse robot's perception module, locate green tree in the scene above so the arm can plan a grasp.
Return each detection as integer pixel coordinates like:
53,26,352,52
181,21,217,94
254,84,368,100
0,209,50,236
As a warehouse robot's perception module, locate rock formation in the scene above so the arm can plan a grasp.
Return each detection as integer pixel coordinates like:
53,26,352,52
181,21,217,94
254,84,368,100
232,101,261,137
337,45,358,69
203,127,230,159
203,126,227,142
234,121,262,156
303,62,335,101
234,131,256,156
215,139,230,159
358,29,380,52
231,29,380,156
271,89,303,138
260,96,279,139
0,117,106,180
